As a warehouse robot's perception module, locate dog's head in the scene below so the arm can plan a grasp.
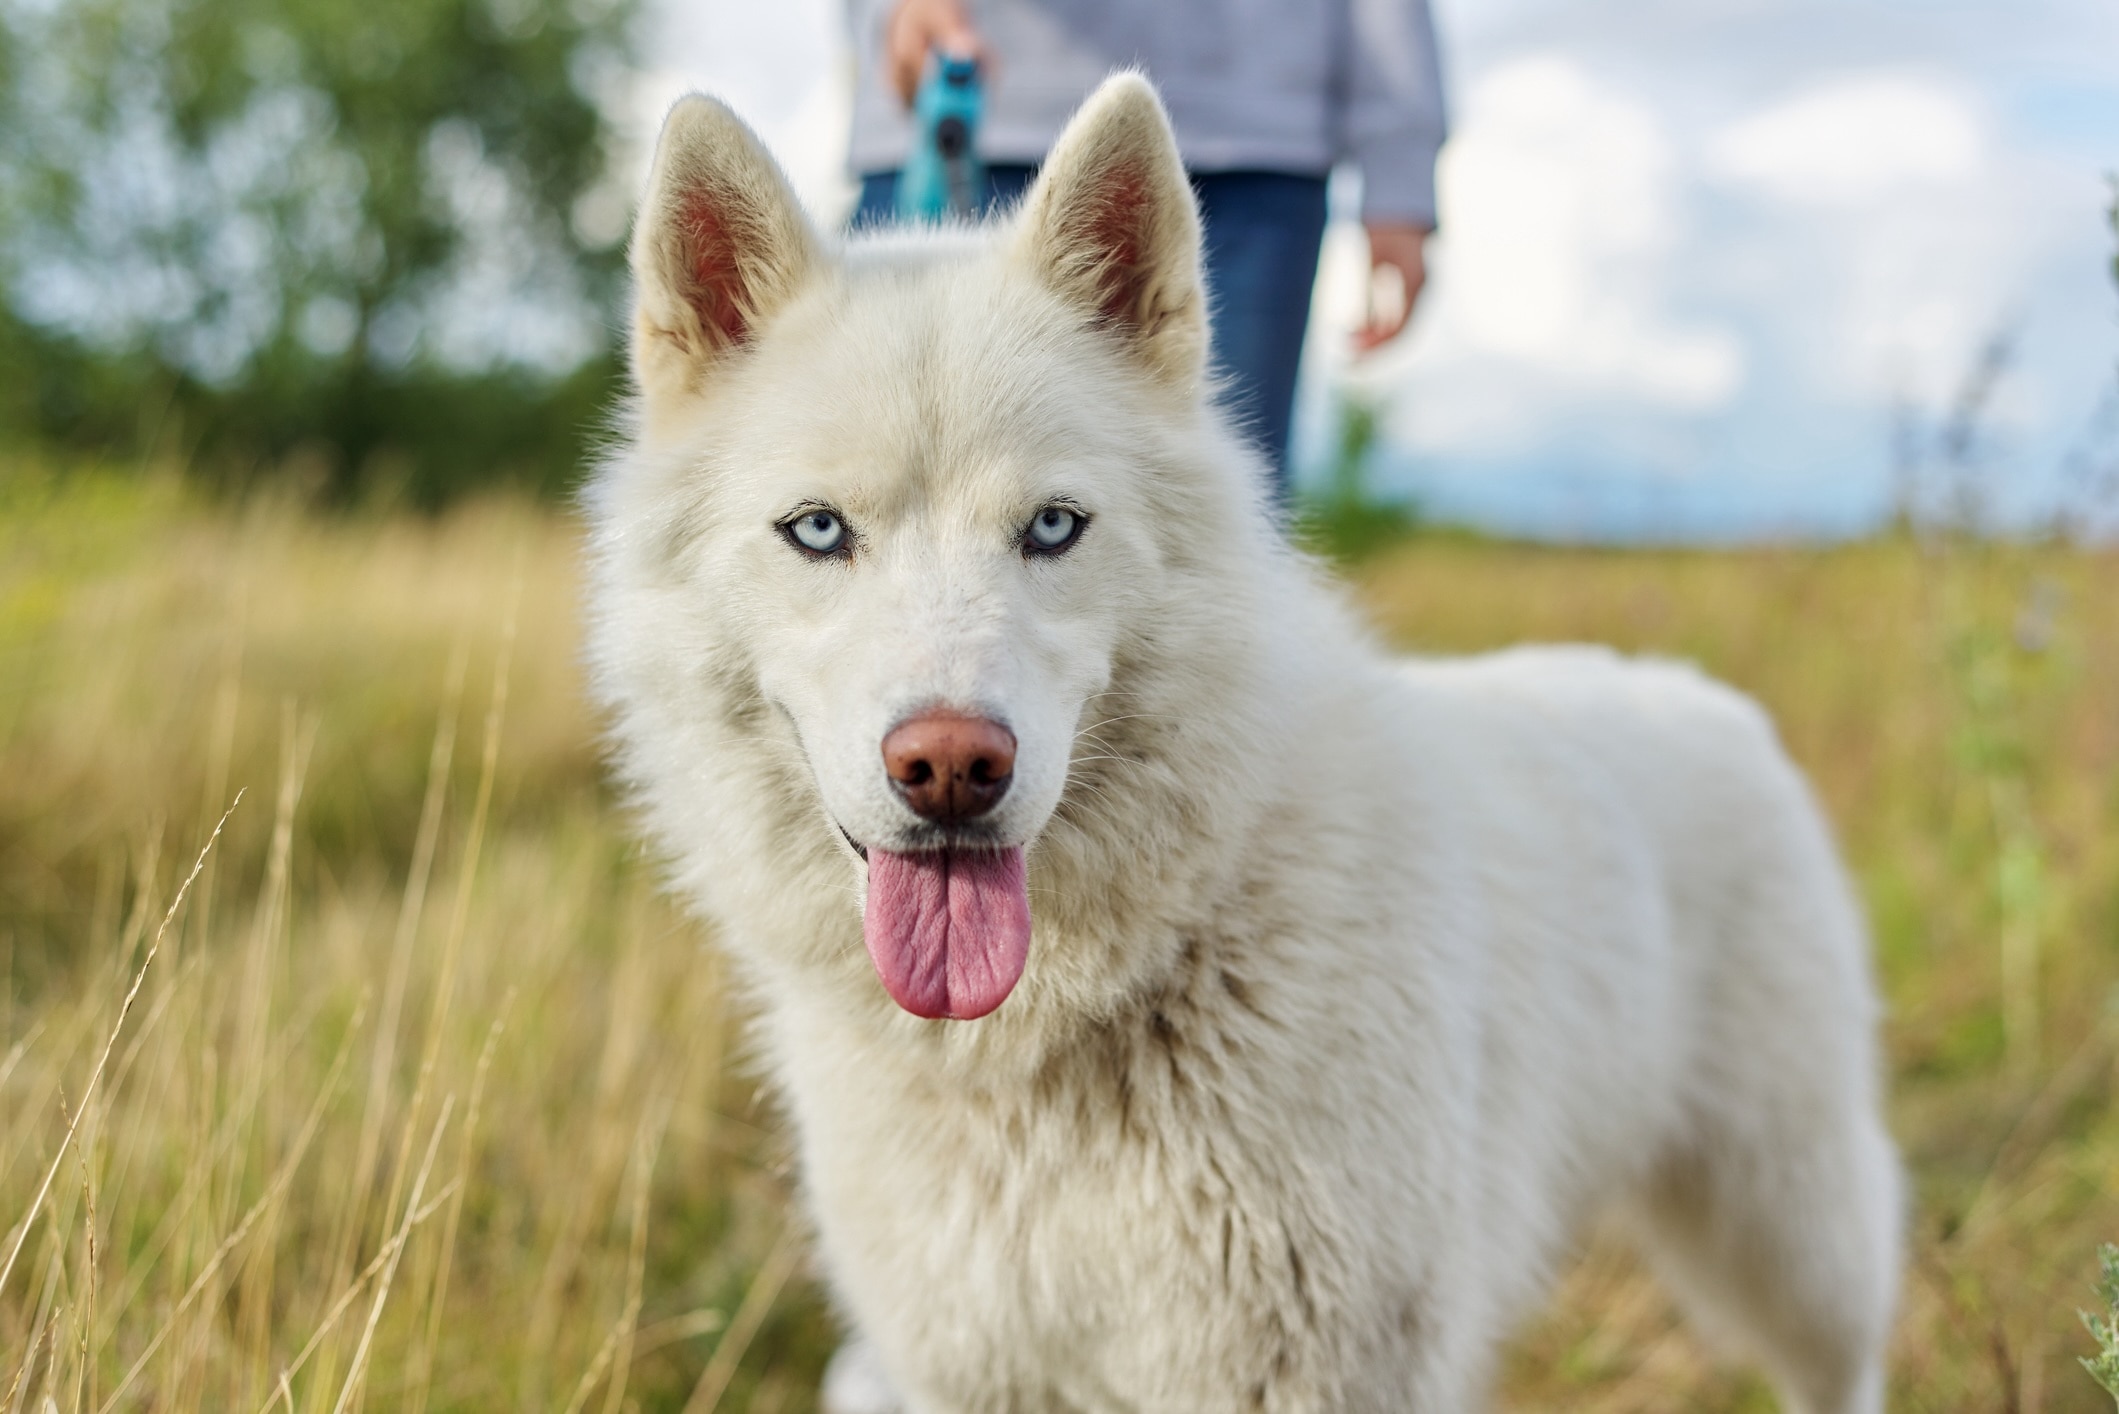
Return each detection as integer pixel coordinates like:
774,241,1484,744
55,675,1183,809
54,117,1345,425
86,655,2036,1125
600,75,1273,1023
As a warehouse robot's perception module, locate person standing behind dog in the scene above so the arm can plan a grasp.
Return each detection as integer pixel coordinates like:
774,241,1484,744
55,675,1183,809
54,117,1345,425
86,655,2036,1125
847,0,1447,499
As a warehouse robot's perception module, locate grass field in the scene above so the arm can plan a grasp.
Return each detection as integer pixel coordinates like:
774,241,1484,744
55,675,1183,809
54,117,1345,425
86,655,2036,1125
3,464,2117,1411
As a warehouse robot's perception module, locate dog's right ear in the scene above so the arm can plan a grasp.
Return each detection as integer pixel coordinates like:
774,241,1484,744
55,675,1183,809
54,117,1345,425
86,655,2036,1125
1012,74,1206,391
629,96,821,423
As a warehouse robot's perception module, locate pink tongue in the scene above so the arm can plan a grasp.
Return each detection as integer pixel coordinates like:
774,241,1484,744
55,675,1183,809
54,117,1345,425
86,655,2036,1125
862,847,1031,1020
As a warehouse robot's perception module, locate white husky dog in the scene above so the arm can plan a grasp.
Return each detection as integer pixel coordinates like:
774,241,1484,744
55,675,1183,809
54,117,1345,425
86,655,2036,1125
586,74,1901,1414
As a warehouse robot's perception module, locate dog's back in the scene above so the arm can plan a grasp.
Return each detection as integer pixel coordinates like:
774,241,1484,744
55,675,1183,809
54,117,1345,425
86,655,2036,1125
1397,647,1901,1388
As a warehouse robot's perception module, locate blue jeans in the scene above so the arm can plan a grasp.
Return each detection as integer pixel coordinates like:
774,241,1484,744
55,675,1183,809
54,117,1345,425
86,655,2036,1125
855,167,1327,499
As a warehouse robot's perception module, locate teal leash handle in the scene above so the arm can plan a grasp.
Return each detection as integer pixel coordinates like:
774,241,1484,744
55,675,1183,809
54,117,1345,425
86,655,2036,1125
897,53,984,221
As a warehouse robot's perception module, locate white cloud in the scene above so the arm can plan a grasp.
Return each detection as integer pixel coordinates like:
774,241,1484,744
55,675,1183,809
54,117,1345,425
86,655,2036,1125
629,0,854,223
1315,55,1744,456
1706,73,1986,206
1702,72,2047,410
640,0,2119,536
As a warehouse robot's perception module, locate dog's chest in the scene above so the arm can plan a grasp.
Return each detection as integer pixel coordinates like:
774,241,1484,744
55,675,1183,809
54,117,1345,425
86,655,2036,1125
795,1004,1413,1410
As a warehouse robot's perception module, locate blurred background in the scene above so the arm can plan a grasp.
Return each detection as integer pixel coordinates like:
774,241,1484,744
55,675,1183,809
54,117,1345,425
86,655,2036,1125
2,1,2118,1410
3,0,2115,531
653,0,2119,541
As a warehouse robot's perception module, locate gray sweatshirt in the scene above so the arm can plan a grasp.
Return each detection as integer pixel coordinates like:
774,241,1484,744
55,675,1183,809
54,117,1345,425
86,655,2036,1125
847,0,1449,225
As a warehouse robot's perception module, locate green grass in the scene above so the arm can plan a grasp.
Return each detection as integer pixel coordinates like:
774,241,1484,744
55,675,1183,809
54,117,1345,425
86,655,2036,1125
2081,1244,2119,1407
1293,391,1423,565
3,461,2118,1410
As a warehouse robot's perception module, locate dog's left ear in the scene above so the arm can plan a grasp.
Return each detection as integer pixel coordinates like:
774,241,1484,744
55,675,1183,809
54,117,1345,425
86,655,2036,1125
1012,73,1206,390
629,95,821,427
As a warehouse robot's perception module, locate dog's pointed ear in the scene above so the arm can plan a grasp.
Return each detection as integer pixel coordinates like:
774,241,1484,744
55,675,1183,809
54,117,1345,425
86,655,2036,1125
1012,73,1206,389
629,96,821,419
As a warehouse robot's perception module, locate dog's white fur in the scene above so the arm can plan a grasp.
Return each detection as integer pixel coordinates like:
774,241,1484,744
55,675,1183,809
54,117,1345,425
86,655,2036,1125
587,75,1902,1413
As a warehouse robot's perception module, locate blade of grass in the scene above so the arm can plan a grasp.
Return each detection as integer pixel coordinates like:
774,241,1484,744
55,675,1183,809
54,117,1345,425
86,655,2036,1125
329,1097,455,1414
558,1097,671,1414
403,992,514,1414
252,1180,461,1413
95,998,355,1414
333,641,468,1303
0,796,241,1305
378,571,516,1255
679,1223,800,1414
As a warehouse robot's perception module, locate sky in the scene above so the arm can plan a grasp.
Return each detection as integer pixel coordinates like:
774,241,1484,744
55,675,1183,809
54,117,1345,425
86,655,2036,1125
625,0,2119,541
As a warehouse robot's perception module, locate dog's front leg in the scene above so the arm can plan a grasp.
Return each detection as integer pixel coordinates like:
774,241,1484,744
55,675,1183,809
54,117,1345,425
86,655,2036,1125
821,1337,906,1414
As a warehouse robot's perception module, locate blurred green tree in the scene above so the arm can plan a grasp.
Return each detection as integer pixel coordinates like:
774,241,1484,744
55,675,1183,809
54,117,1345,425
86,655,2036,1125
1297,391,1421,564
0,0,637,502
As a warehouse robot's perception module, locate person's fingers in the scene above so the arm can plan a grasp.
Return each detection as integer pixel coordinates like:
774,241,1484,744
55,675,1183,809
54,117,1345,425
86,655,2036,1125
887,2,929,105
886,0,987,106
1353,320,1404,352
1353,225,1429,354
887,9,925,105
934,11,984,59
1352,257,1411,351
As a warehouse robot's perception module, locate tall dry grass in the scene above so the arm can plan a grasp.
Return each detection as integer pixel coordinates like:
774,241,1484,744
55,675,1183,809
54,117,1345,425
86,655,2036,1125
2,464,2117,1410
0,467,832,1412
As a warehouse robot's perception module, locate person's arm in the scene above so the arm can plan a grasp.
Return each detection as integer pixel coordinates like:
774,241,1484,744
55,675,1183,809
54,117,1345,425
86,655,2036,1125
883,0,989,106
1343,0,1447,349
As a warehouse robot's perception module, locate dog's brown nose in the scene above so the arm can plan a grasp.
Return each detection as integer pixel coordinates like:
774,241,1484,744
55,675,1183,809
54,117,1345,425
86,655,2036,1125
882,712,1016,822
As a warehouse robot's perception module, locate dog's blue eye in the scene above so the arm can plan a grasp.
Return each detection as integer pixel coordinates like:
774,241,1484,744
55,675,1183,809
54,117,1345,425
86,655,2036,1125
787,510,847,555
1024,506,1083,554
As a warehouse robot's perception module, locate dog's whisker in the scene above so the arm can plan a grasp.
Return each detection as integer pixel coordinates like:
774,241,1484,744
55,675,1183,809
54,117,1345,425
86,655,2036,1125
1073,711,1174,735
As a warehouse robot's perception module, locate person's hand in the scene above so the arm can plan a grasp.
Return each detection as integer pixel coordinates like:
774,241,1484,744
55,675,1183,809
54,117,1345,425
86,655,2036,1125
886,0,988,107
1354,220,1429,353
